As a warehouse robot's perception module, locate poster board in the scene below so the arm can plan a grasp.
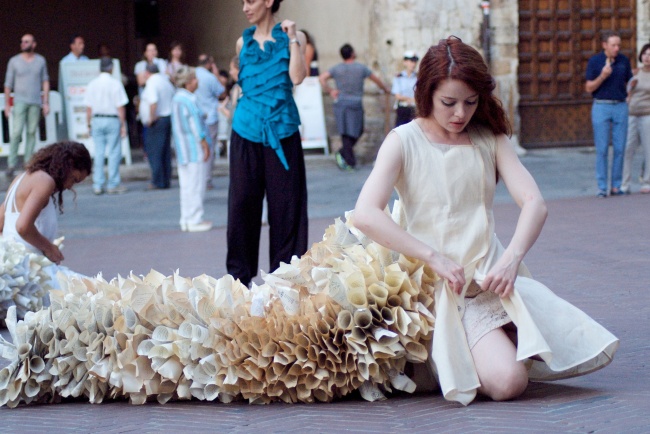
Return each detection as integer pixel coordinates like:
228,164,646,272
294,76,329,154
59,59,132,164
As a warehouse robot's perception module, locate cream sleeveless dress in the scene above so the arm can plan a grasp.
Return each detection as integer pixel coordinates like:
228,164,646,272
393,121,619,405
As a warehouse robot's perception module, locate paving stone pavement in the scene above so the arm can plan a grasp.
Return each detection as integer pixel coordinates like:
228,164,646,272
1,147,649,433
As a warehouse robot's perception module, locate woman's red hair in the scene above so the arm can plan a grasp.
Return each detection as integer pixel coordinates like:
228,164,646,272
415,36,511,136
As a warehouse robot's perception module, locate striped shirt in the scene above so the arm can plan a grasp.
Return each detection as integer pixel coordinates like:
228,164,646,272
171,88,211,165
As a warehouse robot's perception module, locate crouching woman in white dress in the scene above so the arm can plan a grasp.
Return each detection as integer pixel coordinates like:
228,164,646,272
0,141,91,320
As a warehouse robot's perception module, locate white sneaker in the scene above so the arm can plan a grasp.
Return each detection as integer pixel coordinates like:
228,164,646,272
183,221,212,232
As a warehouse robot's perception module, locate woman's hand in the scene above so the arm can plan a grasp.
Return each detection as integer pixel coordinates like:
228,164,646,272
43,243,64,265
481,249,520,298
428,253,465,294
280,19,297,39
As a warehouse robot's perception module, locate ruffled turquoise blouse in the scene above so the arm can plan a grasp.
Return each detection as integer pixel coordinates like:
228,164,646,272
232,23,301,170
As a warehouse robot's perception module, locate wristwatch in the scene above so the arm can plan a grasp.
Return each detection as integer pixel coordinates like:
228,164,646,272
290,38,301,47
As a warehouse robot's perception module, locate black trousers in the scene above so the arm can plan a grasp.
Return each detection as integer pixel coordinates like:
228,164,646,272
395,106,415,128
341,134,359,167
144,116,172,188
226,130,308,286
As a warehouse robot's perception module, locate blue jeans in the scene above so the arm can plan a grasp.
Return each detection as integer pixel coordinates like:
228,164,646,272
8,101,41,168
91,117,122,190
144,116,172,188
591,102,628,191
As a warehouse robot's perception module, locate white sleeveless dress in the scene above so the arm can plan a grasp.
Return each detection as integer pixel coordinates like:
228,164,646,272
392,121,619,405
1,173,80,319
3,173,58,250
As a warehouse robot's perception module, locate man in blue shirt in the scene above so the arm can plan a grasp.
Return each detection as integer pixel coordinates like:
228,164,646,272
195,54,225,189
585,31,633,197
60,35,89,63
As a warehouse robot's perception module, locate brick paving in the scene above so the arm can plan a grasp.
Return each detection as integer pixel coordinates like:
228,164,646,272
1,148,649,432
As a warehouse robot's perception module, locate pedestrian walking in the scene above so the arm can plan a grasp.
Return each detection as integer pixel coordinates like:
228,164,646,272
319,43,390,170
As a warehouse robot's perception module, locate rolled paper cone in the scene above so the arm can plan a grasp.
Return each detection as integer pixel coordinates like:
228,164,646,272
359,380,387,402
279,341,296,355
316,351,328,369
306,326,320,345
369,306,383,326
373,327,399,346
302,360,317,375
389,370,417,393
296,383,311,401
368,282,389,308
345,287,367,310
295,334,310,348
204,383,219,401
0,363,17,389
347,339,368,355
16,343,32,365
393,306,412,336
404,341,428,363
397,254,420,275
28,355,45,375
383,268,405,296
39,327,54,346
348,326,366,342
313,388,330,403
324,337,339,355
261,342,279,358
337,310,354,330
400,292,413,310
333,328,345,346
73,346,89,363
402,277,419,297
357,262,379,287
353,309,372,329
386,295,402,308
307,345,319,362
23,378,39,399
358,359,370,380
295,346,309,363
381,307,395,325
315,318,330,336
369,340,396,359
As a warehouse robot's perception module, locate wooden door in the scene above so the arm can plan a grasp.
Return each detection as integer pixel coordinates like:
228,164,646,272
518,0,636,148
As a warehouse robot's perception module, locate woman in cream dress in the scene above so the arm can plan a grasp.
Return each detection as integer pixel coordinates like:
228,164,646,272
353,37,618,404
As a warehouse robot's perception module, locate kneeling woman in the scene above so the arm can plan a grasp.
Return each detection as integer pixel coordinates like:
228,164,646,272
353,37,618,404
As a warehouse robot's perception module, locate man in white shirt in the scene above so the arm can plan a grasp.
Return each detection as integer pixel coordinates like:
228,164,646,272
60,35,89,63
84,57,128,195
141,63,175,189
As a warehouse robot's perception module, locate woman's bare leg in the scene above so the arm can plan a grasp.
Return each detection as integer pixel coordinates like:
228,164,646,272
471,327,528,401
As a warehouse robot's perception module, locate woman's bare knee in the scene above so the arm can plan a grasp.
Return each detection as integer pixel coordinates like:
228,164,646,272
485,365,528,401
472,328,529,401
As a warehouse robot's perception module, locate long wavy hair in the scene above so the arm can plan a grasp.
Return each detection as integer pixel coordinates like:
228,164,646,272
25,141,92,213
415,36,511,136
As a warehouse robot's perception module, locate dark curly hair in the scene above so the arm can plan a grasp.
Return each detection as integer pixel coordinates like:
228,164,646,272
24,141,92,213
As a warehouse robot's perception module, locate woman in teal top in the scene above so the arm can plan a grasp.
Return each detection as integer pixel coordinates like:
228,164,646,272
227,0,309,287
